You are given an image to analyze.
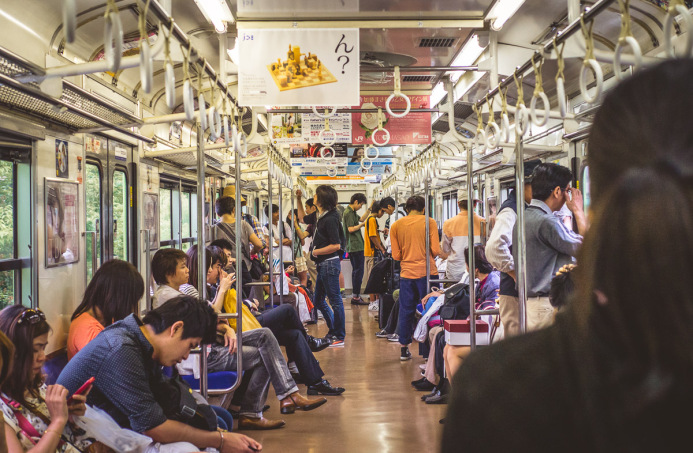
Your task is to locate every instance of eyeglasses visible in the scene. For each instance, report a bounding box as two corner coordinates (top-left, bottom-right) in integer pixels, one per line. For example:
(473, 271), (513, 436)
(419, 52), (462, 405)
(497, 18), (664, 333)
(17, 308), (46, 326)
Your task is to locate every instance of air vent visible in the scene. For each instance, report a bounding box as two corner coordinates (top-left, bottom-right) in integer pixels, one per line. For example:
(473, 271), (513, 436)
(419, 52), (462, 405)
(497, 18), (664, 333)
(418, 37), (457, 48)
(402, 75), (435, 83)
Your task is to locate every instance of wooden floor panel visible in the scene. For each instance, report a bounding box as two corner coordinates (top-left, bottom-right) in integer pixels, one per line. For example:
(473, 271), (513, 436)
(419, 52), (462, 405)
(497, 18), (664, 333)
(244, 304), (446, 452)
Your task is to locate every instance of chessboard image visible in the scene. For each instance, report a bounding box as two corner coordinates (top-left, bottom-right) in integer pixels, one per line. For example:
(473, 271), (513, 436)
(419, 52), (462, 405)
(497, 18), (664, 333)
(267, 45), (338, 91)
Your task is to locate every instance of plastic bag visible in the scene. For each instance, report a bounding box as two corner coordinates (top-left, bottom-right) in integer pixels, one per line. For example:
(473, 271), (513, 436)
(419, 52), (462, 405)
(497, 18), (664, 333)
(73, 406), (152, 453)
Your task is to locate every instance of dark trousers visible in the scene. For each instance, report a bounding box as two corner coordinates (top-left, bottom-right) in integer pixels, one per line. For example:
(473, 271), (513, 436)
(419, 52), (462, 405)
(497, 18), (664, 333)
(256, 305), (324, 385)
(314, 258), (346, 340)
(348, 250), (365, 297)
(385, 299), (400, 334)
(398, 275), (436, 346)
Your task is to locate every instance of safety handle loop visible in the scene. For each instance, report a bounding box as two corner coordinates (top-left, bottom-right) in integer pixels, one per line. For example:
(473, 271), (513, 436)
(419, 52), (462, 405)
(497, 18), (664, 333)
(472, 104), (488, 153)
(327, 166), (338, 177)
(528, 55), (549, 127)
(579, 17), (604, 105)
(318, 129), (337, 146)
(361, 159), (373, 170)
(320, 146), (335, 158)
(104, 3), (123, 73)
(663, 0), (693, 58)
(181, 46), (195, 122)
(386, 67), (411, 118)
(312, 106), (338, 118)
(372, 108), (391, 146)
(238, 129), (248, 158)
(138, 0), (152, 93)
(197, 62), (208, 130)
(613, 0), (643, 80)
(208, 76), (222, 140)
(364, 145), (380, 160)
(63, 0), (77, 44)
(554, 39), (568, 119)
(498, 85), (511, 142)
(163, 24), (176, 109)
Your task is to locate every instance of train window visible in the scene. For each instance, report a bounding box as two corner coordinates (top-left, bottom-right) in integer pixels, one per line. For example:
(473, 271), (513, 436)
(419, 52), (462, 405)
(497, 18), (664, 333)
(159, 187), (172, 245)
(581, 165), (591, 221)
(182, 191), (191, 240)
(85, 163), (102, 283)
(112, 170), (128, 261)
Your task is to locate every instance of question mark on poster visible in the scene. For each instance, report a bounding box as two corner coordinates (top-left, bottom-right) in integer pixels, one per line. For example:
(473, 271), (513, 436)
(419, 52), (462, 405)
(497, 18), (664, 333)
(338, 55), (349, 74)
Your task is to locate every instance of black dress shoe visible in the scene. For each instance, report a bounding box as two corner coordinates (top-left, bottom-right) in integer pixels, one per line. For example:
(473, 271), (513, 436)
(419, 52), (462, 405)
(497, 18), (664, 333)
(412, 377), (435, 392)
(307, 335), (331, 352)
(307, 379), (346, 396)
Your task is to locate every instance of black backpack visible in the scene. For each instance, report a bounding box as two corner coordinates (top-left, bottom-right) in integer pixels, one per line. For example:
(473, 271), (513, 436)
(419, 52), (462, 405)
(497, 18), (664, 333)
(152, 370), (217, 431)
(438, 282), (471, 321)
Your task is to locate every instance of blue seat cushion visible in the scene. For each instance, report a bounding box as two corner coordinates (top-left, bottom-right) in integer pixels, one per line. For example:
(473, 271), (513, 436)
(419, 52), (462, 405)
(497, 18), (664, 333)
(181, 371), (239, 391)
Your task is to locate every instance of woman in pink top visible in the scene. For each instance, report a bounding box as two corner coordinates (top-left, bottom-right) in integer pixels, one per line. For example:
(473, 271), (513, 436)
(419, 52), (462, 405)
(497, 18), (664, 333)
(67, 260), (144, 359)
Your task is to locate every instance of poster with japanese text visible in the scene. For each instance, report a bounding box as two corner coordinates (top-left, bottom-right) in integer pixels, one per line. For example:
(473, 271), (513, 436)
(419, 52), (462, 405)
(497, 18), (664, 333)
(270, 112), (303, 144)
(238, 28), (359, 106)
(301, 111), (352, 143)
(351, 95), (432, 145)
(45, 179), (79, 268)
(289, 143), (347, 159)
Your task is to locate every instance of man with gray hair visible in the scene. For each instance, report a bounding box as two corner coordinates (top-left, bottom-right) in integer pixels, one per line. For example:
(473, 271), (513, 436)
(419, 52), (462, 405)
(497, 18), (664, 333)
(439, 189), (484, 282)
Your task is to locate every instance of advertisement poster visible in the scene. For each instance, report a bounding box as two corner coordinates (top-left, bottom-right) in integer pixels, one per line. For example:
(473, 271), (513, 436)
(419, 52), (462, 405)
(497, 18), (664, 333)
(307, 175), (381, 184)
(351, 95), (432, 145)
(238, 28), (359, 106)
(297, 161), (393, 181)
(347, 146), (394, 163)
(289, 143), (347, 159)
(85, 135), (105, 154)
(291, 157), (348, 167)
(45, 179), (79, 268)
(143, 192), (159, 250)
(301, 111), (352, 143)
(270, 112), (302, 144)
(55, 140), (68, 178)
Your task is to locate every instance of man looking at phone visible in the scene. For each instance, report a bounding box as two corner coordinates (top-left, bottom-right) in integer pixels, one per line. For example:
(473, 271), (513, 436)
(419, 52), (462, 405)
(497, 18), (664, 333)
(58, 296), (263, 453)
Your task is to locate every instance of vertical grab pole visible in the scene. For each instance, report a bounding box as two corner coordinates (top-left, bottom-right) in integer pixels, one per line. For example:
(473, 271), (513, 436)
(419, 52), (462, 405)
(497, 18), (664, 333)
(178, 180), (183, 249)
(515, 136), (528, 334)
(234, 140), (244, 383)
(196, 125), (208, 400)
(268, 164), (274, 308)
(278, 180), (284, 302)
(143, 230), (152, 312)
(467, 145), (477, 351)
(291, 186), (296, 280)
(425, 174), (431, 292)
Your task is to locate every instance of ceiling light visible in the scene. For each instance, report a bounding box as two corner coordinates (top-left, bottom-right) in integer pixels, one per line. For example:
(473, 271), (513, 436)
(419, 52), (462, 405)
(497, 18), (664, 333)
(194, 0), (234, 33)
(450, 34), (486, 83)
(431, 82), (447, 107)
(486, 0), (526, 31)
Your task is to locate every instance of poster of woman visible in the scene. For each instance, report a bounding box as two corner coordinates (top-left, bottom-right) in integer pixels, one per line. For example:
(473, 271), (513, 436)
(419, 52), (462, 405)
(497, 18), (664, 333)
(143, 192), (159, 250)
(45, 179), (79, 267)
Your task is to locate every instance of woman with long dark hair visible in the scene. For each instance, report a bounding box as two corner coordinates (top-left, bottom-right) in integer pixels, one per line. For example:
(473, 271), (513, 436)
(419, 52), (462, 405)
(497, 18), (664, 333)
(442, 60), (693, 452)
(68, 259), (144, 359)
(0, 306), (89, 453)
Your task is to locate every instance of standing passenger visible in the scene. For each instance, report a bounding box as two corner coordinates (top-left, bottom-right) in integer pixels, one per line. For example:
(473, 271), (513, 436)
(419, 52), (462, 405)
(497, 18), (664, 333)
(390, 196), (440, 361)
(296, 189), (318, 288)
(363, 200), (387, 311)
(310, 185), (347, 347)
(342, 193), (369, 305)
(514, 162), (587, 330)
(485, 159), (541, 337)
(439, 189), (484, 282)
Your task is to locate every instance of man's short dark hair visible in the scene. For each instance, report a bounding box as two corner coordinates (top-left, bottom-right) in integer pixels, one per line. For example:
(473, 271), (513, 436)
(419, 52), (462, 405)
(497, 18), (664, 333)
(210, 238), (233, 252)
(371, 200), (382, 213)
(350, 193), (367, 205)
(531, 163), (573, 201)
(305, 198), (315, 208)
(264, 203), (279, 217)
(151, 249), (187, 285)
(215, 196), (236, 216)
(315, 185), (338, 211)
(405, 196), (425, 213)
(143, 296), (218, 344)
(464, 245), (494, 274)
(380, 197), (396, 209)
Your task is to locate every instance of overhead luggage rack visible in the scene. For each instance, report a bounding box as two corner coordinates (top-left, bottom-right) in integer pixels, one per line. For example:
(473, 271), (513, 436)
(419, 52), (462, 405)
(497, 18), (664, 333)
(0, 47), (148, 142)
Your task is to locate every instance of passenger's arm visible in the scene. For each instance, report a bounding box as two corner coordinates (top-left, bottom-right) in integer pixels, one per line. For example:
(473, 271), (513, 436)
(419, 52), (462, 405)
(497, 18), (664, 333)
(145, 420), (262, 453)
(296, 190), (306, 223)
(347, 221), (365, 233)
(485, 209), (516, 278)
(312, 243), (340, 256)
(5, 386), (70, 453)
(565, 187), (589, 235)
(211, 271), (235, 313)
(439, 233), (451, 259)
(541, 218), (583, 258)
(359, 207), (370, 222)
(430, 219), (441, 258)
(390, 225), (402, 261)
(249, 232), (264, 250)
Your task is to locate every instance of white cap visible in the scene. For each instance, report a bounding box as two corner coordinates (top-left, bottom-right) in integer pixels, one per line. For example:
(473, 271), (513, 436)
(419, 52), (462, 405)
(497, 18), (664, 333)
(457, 188), (480, 201)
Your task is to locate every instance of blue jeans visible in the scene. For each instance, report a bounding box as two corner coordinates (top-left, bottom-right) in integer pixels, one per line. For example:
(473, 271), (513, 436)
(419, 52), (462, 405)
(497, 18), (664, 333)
(313, 258), (346, 340)
(397, 275), (436, 346)
(348, 250), (365, 297)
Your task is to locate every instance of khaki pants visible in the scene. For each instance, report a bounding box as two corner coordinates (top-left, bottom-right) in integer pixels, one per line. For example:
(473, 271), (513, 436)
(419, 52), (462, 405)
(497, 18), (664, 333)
(498, 295), (521, 338)
(527, 296), (556, 331)
(424, 325), (444, 384)
(362, 255), (375, 294)
(304, 251), (317, 288)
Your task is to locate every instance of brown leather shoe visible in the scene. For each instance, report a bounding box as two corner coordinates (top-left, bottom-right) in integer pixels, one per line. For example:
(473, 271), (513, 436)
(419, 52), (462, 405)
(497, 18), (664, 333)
(238, 416), (286, 430)
(280, 392), (327, 414)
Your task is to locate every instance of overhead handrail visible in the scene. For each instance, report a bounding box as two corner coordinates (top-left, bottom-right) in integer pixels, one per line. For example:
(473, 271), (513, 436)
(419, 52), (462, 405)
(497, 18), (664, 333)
(371, 108), (391, 146)
(513, 71), (529, 136)
(63, 0), (77, 44)
(529, 55), (550, 127)
(386, 66), (411, 118)
(613, 0), (642, 81)
(484, 94), (501, 150)
(578, 17), (604, 104)
(138, 0), (153, 94)
(663, 0), (693, 58)
(311, 106), (338, 118)
(554, 38), (569, 118)
(104, 0), (124, 73)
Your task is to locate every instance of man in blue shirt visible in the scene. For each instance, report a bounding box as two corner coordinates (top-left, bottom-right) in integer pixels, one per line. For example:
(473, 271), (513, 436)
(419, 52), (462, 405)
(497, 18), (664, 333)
(513, 163), (587, 331)
(58, 296), (262, 453)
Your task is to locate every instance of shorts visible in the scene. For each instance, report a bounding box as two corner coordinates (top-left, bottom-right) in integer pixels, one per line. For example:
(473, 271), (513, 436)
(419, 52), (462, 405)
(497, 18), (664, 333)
(295, 255), (308, 273)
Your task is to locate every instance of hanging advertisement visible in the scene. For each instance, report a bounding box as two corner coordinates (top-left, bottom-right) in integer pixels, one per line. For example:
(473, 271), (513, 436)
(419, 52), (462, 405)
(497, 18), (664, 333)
(301, 111), (352, 143)
(297, 161), (393, 180)
(351, 95), (432, 145)
(270, 112), (302, 144)
(306, 175), (381, 183)
(143, 192), (159, 250)
(347, 146), (395, 163)
(289, 143), (347, 159)
(45, 179), (79, 268)
(291, 158), (349, 167)
(238, 28), (359, 106)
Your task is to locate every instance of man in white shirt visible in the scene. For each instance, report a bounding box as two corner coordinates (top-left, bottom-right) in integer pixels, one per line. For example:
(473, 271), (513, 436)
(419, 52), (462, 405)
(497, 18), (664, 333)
(439, 190), (484, 282)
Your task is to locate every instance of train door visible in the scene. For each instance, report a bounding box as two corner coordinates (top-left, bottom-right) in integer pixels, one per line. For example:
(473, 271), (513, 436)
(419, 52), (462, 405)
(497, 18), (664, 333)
(84, 135), (134, 282)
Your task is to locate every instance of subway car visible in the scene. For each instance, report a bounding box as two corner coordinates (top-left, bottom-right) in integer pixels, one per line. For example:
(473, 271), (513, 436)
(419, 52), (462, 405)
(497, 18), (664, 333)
(0, 0), (691, 452)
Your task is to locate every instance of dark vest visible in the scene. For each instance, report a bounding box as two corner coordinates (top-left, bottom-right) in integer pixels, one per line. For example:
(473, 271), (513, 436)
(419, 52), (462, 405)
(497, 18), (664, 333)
(498, 191), (518, 297)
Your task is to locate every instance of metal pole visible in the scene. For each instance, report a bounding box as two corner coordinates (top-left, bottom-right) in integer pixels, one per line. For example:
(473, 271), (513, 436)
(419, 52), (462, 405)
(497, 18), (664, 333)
(268, 169), (274, 308)
(143, 230), (152, 312)
(425, 175), (431, 292)
(467, 144), (477, 351)
(178, 180), (183, 249)
(291, 189), (296, 282)
(234, 143), (244, 387)
(359, 65), (477, 73)
(196, 125), (208, 400)
(515, 135), (528, 334)
(278, 182), (284, 302)
(270, 108), (440, 114)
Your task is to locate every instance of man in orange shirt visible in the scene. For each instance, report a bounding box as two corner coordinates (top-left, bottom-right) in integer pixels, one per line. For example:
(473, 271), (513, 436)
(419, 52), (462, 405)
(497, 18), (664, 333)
(390, 196), (440, 361)
(440, 189), (485, 281)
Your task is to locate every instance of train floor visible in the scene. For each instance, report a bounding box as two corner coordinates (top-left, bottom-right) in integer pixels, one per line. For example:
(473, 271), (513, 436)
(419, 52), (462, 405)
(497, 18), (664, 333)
(242, 303), (447, 451)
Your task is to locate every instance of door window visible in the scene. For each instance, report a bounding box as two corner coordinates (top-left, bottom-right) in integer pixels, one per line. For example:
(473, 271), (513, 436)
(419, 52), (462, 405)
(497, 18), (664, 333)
(85, 163), (102, 282)
(113, 170), (128, 260)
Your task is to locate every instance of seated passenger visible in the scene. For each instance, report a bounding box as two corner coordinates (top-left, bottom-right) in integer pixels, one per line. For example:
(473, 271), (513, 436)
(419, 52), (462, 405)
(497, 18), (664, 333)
(0, 306), (91, 453)
(152, 247), (328, 429)
(57, 297), (262, 452)
(68, 259), (143, 359)
(0, 330), (12, 453)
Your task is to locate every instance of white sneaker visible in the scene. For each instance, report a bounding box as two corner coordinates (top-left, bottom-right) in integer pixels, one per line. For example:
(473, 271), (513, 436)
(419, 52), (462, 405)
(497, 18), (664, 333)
(368, 300), (379, 311)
